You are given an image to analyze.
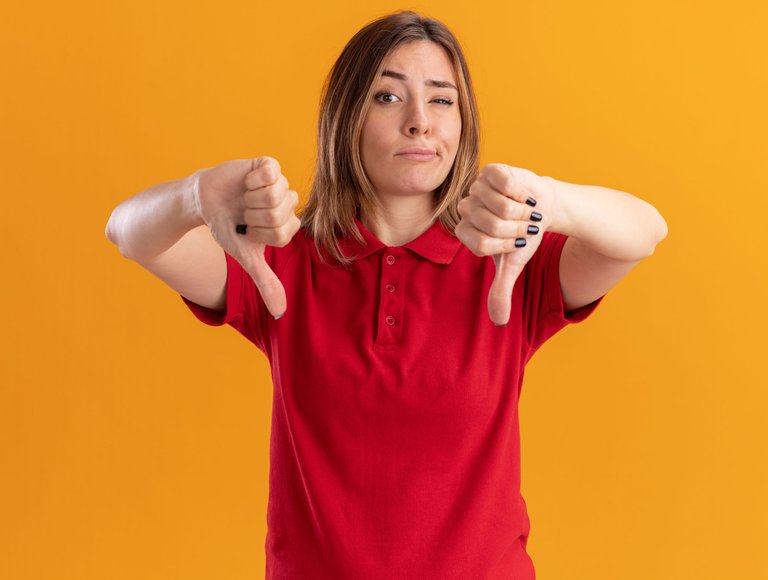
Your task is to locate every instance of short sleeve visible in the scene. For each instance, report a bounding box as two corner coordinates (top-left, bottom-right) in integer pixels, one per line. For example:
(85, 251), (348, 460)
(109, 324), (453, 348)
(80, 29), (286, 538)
(523, 231), (605, 354)
(180, 250), (268, 354)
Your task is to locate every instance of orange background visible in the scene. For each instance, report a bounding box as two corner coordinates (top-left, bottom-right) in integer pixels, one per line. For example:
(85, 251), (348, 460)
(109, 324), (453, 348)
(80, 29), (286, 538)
(2, 1), (766, 578)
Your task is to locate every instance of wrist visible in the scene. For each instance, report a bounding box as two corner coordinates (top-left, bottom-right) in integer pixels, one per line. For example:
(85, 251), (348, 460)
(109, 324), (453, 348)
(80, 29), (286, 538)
(183, 168), (208, 229)
(542, 175), (574, 236)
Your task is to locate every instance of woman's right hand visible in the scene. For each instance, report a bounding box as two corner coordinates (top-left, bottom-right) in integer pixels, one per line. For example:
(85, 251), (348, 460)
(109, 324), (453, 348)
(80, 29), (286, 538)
(195, 156), (300, 319)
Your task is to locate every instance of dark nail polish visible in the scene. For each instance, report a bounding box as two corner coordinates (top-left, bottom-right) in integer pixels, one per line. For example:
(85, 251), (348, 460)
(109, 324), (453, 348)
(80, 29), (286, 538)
(515, 238), (527, 247)
(235, 224), (247, 235)
(494, 323), (507, 327)
(530, 211), (542, 222)
(527, 225), (539, 235)
(526, 196), (537, 207)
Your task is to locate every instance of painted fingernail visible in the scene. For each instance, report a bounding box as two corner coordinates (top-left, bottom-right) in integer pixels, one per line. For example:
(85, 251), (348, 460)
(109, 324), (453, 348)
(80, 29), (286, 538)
(494, 322), (507, 327)
(530, 211), (542, 222)
(527, 225), (539, 235)
(526, 196), (537, 207)
(515, 238), (527, 247)
(274, 313), (284, 320)
(235, 224), (247, 235)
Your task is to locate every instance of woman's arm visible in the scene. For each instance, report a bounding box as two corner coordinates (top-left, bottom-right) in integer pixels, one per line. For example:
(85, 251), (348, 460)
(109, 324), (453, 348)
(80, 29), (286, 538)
(455, 164), (668, 324)
(546, 177), (668, 260)
(545, 176), (669, 311)
(105, 158), (301, 318)
(105, 169), (229, 312)
(106, 170), (206, 260)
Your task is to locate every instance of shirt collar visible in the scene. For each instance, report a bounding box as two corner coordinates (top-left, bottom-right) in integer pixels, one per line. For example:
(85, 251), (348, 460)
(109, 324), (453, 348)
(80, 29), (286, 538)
(337, 216), (462, 265)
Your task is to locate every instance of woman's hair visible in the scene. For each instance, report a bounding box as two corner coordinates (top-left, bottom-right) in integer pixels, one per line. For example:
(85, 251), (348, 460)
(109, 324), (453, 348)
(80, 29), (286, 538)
(297, 10), (481, 267)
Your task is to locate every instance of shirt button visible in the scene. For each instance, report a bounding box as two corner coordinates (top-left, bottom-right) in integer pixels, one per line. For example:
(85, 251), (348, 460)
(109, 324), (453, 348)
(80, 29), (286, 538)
(385, 284), (396, 293)
(385, 255), (396, 265)
(385, 315), (396, 326)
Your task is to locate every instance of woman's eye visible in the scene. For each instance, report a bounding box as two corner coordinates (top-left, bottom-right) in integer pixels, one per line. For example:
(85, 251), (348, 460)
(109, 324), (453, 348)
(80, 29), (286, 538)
(374, 92), (454, 106)
(375, 92), (399, 103)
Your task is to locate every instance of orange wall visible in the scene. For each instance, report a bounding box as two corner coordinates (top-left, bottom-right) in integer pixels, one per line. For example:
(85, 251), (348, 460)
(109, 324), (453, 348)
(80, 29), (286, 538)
(2, 1), (766, 578)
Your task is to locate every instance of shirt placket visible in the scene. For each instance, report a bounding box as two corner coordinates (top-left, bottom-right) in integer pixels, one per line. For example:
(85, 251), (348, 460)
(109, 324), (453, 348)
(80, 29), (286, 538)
(375, 247), (405, 347)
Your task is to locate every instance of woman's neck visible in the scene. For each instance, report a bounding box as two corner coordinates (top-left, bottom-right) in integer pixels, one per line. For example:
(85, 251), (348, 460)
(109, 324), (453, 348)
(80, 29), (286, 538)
(359, 193), (436, 247)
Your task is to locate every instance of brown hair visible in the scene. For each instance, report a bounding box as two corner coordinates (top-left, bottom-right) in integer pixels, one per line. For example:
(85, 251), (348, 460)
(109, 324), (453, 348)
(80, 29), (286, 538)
(297, 10), (481, 267)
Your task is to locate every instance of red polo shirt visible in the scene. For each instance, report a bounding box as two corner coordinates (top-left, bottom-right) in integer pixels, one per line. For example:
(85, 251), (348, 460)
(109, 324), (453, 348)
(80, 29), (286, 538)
(181, 216), (604, 579)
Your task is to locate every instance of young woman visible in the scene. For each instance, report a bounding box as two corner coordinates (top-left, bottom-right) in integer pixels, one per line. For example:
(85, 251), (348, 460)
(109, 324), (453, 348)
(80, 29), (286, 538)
(106, 10), (667, 579)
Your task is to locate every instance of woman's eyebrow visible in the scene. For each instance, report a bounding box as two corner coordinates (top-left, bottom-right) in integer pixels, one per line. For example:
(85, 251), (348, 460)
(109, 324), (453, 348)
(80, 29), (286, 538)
(381, 69), (458, 91)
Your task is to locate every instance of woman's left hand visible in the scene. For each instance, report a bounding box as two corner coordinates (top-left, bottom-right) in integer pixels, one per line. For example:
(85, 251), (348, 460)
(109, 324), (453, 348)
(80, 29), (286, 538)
(455, 163), (559, 326)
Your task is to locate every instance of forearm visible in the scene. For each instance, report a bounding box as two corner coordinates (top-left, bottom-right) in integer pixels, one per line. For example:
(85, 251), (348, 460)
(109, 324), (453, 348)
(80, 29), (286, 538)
(544, 176), (668, 261)
(105, 169), (206, 261)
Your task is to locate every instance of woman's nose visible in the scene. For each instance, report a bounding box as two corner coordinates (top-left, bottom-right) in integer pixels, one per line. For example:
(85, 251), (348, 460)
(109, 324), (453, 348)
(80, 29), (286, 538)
(404, 102), (429, 135)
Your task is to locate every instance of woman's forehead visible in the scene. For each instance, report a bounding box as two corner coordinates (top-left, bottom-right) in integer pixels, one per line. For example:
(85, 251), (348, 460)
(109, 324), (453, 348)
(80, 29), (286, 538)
(379, 41), (457, 84)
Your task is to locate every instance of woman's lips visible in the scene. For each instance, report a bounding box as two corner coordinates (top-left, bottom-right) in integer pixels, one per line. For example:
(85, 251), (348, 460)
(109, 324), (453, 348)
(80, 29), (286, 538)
(397, 152), (436, 161)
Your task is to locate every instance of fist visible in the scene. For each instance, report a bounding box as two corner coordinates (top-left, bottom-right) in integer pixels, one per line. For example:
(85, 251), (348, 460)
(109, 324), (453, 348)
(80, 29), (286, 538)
(455, 163), (557, 325)
(195, 156), (300, 319)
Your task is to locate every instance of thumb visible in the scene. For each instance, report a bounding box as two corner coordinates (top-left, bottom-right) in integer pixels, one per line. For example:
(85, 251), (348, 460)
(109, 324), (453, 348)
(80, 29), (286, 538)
(487, 253), (523, 326)
(242, 245), (287, 319)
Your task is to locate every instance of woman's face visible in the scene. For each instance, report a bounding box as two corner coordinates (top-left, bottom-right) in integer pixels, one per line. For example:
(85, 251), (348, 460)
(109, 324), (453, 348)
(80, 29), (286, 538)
(360, 41), (462, 202)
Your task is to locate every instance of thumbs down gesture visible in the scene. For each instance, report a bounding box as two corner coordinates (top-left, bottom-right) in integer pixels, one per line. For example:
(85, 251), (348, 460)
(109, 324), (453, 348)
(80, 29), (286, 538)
(455, 163), (558, 326)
